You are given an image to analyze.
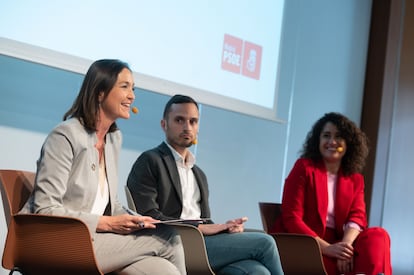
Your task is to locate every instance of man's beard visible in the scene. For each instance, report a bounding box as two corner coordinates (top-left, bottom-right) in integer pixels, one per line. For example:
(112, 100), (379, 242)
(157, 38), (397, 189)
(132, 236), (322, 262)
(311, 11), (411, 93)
(184, 140), (193, 148)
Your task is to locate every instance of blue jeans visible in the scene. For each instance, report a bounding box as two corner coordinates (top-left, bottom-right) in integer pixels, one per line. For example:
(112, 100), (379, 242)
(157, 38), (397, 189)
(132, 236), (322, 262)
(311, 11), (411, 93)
(204, 232), (284, 275)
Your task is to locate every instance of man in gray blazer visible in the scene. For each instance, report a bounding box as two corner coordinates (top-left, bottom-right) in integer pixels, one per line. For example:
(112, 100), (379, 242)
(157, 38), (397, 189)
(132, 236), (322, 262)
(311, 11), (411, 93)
(127, 94), (284, 274)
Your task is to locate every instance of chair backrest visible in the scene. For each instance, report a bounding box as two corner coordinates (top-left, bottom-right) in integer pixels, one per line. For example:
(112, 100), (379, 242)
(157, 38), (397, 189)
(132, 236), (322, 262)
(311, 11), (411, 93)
(1, 169), (104, 275)
(275, 233), (327, 275)
(258, 201), (281, 233)
(258, 202), (327, 275)
(169, 223), (215, 275)
(125, 185), (137, 212)
(4, 214), (103, 275)
(0, 169), (35, 227)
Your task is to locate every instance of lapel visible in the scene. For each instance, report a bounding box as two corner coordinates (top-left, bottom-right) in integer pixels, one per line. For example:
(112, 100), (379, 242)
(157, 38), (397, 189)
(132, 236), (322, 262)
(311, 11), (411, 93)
(192, 167), (206, 198)
(159, 143), (183, 202)
(313, 162), (328, 227)
(334, 172), (354, 229)
(104, 132), (118, 212)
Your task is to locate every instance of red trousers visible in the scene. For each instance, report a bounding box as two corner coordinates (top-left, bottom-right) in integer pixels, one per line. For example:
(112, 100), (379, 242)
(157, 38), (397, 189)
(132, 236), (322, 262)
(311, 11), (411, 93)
(322, 227), (392, 275)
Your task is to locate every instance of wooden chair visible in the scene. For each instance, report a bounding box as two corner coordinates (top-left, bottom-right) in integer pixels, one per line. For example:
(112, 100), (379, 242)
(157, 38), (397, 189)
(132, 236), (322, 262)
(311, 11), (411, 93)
(0, 169), (109, 275)
(124, 186), (215, 275)
(258, 202), (327, 275)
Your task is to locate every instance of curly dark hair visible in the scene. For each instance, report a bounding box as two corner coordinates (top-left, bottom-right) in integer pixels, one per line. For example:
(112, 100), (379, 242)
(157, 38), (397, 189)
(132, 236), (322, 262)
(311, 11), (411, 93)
(300, 112), (369, 175)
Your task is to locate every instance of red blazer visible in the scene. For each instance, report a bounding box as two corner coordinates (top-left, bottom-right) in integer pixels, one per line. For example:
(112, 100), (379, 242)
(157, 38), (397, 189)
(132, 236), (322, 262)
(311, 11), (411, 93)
(273, 158), (367, 238)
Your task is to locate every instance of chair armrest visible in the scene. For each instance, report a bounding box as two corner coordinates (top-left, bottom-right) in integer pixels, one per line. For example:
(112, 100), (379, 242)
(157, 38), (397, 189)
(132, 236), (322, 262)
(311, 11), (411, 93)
(3, 214), (103, 275)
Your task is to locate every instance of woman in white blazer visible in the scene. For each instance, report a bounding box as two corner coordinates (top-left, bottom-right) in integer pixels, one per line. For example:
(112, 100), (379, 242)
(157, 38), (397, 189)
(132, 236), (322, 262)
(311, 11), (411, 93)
(20, 59), (186, 275)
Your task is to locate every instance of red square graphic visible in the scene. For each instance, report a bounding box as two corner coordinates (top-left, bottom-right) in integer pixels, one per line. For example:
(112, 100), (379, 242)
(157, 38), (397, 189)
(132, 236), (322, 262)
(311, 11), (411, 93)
(221, 34), (243, 74)
(242, 41), (262, 80)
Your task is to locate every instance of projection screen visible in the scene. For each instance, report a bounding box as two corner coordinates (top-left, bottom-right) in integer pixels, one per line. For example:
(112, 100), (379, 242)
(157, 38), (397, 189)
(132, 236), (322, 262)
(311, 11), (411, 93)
(0, 0), (285, 121)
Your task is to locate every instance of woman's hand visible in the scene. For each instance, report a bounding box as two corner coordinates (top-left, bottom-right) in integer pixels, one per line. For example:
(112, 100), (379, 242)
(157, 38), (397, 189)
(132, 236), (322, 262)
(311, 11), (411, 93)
(322, 241), (354, 260)
(97, 214), (159, 234)
(337, 257), (354, 274)
(317, 233), (356, 273)
(198, 217), (248, 235)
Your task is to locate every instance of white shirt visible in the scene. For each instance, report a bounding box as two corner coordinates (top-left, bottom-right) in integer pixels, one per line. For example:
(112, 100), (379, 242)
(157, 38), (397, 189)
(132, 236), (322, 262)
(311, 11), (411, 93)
(326, 171), (362, 231)
(166, 143), (202, 219)
(90, 155), (109, 215)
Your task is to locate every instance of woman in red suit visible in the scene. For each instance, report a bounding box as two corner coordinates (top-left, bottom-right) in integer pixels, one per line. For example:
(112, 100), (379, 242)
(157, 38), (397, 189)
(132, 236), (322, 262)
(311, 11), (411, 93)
(276, 112), (392, 275)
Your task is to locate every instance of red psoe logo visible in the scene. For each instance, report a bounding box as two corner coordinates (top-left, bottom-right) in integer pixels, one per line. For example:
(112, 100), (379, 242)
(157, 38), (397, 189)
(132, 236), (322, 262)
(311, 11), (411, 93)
(242, 41), (262, 80)
(221, 34), (262, 80)
(221, 34), (243, 74)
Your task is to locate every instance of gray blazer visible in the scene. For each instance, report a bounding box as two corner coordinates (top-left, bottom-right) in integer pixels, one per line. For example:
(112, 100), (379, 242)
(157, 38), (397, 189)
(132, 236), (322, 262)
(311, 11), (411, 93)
(20, 118), (126, 234)
(127, 142), (212, 222)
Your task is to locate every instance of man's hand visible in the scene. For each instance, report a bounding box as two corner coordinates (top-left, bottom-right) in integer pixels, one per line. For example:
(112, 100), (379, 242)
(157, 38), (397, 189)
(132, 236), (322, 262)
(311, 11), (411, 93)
(198, 217), (248, 235)
(226, 217), (248, 233)
(198, 223), (229, 235)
